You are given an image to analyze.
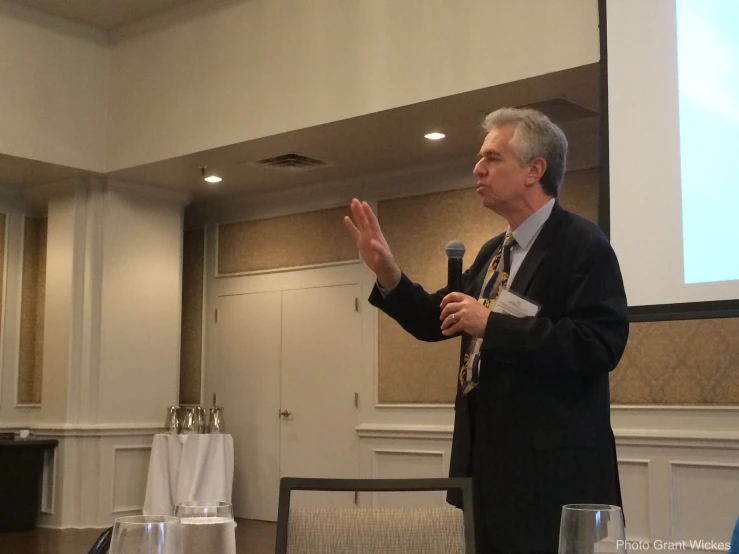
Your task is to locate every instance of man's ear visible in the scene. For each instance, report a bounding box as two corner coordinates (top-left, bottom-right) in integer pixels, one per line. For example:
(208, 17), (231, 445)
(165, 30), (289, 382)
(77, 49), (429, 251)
(525, 158), (547, 187)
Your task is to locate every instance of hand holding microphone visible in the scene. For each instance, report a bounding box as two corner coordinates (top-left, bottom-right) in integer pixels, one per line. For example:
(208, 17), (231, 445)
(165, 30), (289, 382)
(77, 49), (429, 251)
(441, 239), (490, 338)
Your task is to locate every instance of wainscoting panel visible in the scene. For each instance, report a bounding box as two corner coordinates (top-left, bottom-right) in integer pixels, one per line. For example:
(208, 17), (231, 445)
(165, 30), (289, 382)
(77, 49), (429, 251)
(371, 448), (446, 508)
(358, 422), (739, 550)
(358, 425), (453, 509)
(617, 458), (651, 542)
(41, 447), (57, 515)
(112, 446), (152, 514)
(670, 461), (739, 545)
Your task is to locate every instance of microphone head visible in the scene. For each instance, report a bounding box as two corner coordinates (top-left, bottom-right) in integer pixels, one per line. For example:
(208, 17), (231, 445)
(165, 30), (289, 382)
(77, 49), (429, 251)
(445, 240), (466, 259)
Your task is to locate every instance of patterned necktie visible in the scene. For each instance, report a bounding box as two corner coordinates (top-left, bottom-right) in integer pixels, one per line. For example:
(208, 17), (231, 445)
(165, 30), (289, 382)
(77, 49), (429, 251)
(458, 232), (517, 395)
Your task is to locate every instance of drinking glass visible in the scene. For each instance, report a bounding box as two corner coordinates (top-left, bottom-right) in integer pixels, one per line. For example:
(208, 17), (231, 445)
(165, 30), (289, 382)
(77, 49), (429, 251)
(558, 504), (626, 554)
(110, 515), (181, 554)
(175, 501), (236, 554)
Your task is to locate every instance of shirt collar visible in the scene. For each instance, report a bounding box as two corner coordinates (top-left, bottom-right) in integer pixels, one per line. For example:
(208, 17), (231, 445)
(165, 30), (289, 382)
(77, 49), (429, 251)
(509, 198), (556, 250)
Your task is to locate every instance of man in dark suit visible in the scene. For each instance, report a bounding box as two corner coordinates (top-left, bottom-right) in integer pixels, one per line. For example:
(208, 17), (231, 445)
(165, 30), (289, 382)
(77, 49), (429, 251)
(344, 108), (629, 554)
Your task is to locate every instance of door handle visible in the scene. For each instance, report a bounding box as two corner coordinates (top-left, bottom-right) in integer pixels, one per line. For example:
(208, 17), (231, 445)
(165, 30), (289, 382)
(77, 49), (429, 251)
(278, 409), (292, 418)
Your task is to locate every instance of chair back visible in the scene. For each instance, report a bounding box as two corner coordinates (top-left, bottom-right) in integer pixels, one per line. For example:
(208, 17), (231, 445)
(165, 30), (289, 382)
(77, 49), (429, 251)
(274, 477), (475, 554)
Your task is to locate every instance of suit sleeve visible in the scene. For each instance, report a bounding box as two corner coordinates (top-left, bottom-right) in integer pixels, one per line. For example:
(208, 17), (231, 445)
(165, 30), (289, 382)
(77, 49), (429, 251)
(367, 241), (496, 343)
(481, 237), (629, 374)
(368, 273), (451, 342)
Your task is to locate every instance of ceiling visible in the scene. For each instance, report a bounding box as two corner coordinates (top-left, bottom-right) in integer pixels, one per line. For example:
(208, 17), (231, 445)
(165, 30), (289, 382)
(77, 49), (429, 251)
(0, 63), (601, 209)
(109, 64), (601, 203)
(0, 153), (98, 188)
(3, 0), (228, 31)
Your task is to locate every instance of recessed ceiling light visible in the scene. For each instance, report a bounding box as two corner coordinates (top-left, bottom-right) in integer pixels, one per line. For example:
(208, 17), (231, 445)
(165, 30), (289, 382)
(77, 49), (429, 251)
(200, 165), (222, 183)
(424, 132), (446, 140)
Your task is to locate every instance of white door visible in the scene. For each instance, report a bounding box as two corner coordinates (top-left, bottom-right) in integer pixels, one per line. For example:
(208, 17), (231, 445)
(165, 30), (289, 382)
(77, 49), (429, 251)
(279, 284), (362, 508)
(215, 292), (282, 521)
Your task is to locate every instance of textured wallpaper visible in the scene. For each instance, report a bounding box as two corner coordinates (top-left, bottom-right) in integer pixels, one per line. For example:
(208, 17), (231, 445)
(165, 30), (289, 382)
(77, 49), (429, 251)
(218, 207), (357, 274)
(180, 228), (205, 405)
(18, 217), (47, 405)
(610, 318), (739, 404)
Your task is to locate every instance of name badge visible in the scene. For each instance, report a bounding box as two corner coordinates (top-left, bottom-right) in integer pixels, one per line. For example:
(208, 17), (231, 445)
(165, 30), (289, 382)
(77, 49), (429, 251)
(492, 289), (541, 318)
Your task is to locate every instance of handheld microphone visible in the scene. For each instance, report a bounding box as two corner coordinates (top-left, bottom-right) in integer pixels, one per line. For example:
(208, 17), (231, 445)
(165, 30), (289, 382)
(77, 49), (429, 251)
(445, 240), (466, 292)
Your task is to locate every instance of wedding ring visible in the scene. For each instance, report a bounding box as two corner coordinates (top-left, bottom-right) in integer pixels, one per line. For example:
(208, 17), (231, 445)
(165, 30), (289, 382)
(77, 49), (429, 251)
(452, 313), (456, 323)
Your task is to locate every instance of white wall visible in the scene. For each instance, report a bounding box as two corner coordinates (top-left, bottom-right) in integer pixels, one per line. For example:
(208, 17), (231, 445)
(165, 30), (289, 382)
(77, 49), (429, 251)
(107, 0), (599, 171)
(24, 181), (185, 428)
(0, 0), (600, 173)
(97, 184), (185, 424)
(37, 189), (79, 424)
(0, 180), (187, 528)
(0, 6), (108, 172)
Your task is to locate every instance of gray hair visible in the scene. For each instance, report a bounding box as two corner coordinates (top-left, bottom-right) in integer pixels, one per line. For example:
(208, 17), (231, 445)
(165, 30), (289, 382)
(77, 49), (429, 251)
(482, 107), (568, 197)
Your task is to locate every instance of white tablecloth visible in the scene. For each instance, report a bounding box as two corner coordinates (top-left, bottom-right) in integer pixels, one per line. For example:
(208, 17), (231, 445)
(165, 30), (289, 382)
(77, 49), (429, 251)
(143, 433), (234, 516)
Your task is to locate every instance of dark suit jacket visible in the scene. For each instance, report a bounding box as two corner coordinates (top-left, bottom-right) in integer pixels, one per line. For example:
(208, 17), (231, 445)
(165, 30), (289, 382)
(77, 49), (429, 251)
(369, 202), (629, 554)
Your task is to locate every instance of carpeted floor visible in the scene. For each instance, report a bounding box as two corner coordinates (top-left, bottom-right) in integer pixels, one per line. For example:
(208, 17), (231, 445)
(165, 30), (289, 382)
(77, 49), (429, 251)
(0, 518), (276, 554)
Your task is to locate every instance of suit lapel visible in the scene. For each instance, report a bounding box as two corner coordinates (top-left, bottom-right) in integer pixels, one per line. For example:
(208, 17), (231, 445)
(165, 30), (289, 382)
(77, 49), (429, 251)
(510, 202), (567, 296)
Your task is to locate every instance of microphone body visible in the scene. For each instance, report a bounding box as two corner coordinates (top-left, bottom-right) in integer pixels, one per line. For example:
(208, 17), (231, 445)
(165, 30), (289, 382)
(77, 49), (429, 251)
(445, 240), (466, 292)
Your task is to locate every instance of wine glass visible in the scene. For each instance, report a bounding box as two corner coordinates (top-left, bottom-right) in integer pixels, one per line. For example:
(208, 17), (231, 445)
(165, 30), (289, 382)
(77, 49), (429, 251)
(558, 504), (626, 554)
(175, 501), (236, 554)
(110, 515), (181, 554)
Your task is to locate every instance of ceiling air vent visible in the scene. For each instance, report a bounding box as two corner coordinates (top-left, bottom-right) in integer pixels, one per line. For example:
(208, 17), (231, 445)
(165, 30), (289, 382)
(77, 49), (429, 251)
(250, 153), (330, 171)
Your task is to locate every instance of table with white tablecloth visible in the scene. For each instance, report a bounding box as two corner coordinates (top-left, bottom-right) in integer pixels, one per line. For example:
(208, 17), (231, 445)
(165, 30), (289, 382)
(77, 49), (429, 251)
(143, 433), (234, 516)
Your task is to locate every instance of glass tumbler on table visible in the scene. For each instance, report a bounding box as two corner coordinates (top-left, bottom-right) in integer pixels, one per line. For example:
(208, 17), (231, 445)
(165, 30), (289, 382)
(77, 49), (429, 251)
(110, 515), (181, 554)
(175, 501), (237, 554)
(558, 504), (626, 554)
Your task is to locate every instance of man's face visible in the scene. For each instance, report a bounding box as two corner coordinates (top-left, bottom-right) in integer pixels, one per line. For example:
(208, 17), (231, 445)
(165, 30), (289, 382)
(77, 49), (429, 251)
(473, 124), (531, 212)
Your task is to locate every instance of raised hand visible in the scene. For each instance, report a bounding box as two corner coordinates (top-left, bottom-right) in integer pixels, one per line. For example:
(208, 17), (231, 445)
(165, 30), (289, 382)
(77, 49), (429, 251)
(344, 198), (402, 289)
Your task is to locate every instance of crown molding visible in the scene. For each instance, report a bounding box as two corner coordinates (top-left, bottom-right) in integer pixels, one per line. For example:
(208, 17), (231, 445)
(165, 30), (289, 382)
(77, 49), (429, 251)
(0, 0), (243, 46)
(109, 0), (239, 44)
(0, 0), (108, 45)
